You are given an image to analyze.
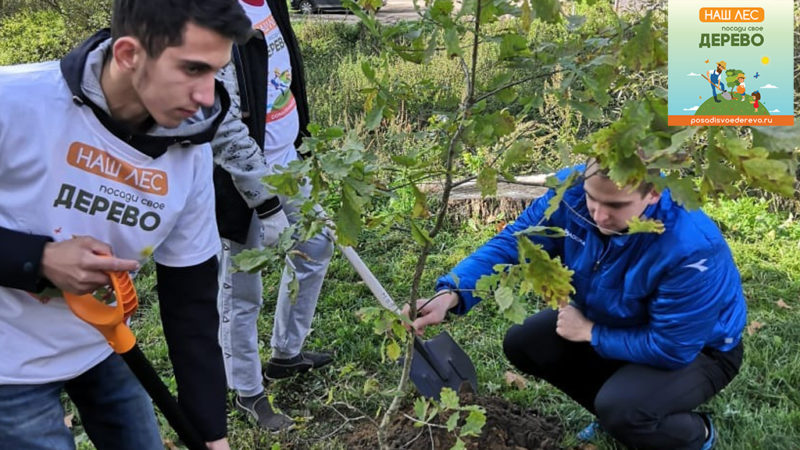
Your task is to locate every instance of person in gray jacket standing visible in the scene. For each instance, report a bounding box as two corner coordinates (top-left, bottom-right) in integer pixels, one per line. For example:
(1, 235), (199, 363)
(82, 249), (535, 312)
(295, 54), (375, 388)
(211, 0), (334, 432)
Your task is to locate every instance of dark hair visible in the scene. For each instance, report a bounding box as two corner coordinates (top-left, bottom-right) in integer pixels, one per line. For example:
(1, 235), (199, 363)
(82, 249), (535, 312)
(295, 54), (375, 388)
(111, 0), (252, 58)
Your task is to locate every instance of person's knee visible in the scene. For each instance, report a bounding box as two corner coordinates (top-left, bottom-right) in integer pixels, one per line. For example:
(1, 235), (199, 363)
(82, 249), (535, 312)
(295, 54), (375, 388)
(595, 391), (655, 445)
(502, 324), (546, 376)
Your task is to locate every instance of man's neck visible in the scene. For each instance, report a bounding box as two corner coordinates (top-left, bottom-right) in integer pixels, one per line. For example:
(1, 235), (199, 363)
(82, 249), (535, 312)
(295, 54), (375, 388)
(99, 59), (151, 132)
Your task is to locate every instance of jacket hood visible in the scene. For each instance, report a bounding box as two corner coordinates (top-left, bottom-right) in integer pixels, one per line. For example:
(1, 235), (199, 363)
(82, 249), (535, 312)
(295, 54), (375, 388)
(60, 29), (230, 159)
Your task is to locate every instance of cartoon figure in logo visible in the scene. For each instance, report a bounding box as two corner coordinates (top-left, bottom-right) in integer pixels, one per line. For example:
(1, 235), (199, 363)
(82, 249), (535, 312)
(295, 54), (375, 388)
(704, 60), (727, 102)
(270, 68), (291, 90)
(750, 90), (761, 111)
(735, 73), (746, 101)
(268, 69), (293, 112)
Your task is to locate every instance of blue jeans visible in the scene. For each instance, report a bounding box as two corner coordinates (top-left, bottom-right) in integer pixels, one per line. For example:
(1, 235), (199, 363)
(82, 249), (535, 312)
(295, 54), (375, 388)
(0, 353), (162, 450)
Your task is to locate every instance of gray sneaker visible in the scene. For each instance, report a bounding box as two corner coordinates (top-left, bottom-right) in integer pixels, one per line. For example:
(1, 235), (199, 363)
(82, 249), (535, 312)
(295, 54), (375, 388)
(235, 394), (294, 432)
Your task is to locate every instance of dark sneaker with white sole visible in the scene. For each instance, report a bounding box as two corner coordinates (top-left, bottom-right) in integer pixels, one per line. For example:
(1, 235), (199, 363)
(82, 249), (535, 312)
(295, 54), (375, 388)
(263, 351), (333, 380)
(235, 393), (294, 432)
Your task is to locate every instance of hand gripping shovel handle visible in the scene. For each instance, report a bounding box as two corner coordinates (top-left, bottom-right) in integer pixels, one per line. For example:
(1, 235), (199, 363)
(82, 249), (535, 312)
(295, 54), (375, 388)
(63, 271), (207, 450)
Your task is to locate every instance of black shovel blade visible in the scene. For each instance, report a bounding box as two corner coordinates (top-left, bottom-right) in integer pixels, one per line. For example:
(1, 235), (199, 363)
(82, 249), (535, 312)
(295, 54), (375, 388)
(409, 331), (478, 400)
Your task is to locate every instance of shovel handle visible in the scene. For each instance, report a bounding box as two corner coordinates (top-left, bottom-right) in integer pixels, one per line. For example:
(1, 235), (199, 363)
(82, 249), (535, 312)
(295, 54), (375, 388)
(63, 270), (138, 353)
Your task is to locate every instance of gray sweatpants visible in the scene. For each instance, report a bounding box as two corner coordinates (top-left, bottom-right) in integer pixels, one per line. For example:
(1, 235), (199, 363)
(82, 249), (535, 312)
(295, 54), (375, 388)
(217, 195), (333, 397)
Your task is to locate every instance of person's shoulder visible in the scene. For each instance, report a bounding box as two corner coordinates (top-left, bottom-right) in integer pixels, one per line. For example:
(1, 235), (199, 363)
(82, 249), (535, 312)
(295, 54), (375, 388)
(0, 61), (65, 101)
(655, 194), (727, 255)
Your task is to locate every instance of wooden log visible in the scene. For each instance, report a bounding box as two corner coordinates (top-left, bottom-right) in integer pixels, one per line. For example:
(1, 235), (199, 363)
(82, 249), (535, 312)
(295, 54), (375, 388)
(420, 174), (551, 223)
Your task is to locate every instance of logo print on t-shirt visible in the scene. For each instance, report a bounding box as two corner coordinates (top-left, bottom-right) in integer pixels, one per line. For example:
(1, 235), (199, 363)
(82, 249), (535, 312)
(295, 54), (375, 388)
(66, 143), (169, 195)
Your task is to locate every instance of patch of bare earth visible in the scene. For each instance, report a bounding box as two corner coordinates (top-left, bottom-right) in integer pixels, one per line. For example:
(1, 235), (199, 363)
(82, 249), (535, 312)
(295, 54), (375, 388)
(344, 392), (563, 449)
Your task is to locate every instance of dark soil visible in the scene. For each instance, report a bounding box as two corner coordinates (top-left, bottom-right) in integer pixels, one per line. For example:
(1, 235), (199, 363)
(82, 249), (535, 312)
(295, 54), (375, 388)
(344, 392), (563, 449)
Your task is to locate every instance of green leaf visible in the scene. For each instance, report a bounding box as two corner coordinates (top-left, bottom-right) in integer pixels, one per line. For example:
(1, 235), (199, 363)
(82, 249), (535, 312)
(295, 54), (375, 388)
(477, 167), (498, 197)
(621, 13), (663, 71)
(365, 103), (385, 130)
(386, 339), (402, 361)
(502, 299), (527, 324)
(410, 220), (433, 246)
(430, 0), (454, 21)
(414, 397), (429, 422)
(653, 174), (701, 210)
(569, 100), (603, 121)
(530, 0), (561, 23)
(626, 217), (665, 235)
(411, 184), (429, 218)
(475, 273), (500, 300)
(751, 123), (800, 153)
(501, 140), (531, 170)
(288, 271), (300, 302)
(498, 33), (531, 60)
(517, 238), (575, 307)
(391, 154), (418, 167)
(496, 87), (517, 104)
(494, 286), (515, 311)
(361, 61), (376, 83)
(544, 171), (579, 219)
(450, 438), (466, 450)
(362, 377), (380, 395)
(513, 226), (566, 238)
(335, 184), (364, 246)
(446, 411), (460, 432)
(741, 157), (796, 197)
(444, 27), (462, 58)
(459, 408), (486, 437)
(439, 388), (459, 409)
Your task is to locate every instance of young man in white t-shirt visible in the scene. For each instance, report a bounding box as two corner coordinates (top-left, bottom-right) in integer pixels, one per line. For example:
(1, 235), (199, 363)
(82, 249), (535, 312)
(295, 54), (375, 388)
(211, 0), (334, 432)
(0, 1), (251, 449)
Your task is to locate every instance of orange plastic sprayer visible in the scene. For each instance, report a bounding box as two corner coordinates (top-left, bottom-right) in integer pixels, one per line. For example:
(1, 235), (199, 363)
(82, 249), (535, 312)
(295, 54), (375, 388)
(63, 271), (138, 353)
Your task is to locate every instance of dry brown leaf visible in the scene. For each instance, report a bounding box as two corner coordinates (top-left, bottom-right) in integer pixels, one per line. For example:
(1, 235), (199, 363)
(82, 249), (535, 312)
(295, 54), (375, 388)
(504, 370), (528, 390)
(163, 439), (179, 450)
(63, 413), (74, 429)
(747, 320), (764, 336)
(776, 299), (792, 310)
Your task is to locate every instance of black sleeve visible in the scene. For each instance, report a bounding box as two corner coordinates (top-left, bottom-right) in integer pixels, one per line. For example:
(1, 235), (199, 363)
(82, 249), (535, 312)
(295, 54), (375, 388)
(156, 257), (227, 442)
(0, 226), (53, 292)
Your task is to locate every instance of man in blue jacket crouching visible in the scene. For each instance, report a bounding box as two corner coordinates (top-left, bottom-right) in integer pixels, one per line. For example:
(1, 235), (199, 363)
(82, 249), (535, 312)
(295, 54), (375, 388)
(405, 160), (746, 450)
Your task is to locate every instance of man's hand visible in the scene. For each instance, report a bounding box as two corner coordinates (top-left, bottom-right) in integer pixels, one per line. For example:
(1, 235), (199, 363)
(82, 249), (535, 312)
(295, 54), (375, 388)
(556, 304), (594, 343)
(40, 236), (140, 295)
(206, 438), (230, 450)
(402, 291), (459, 336)
(259, 210), (290, 247)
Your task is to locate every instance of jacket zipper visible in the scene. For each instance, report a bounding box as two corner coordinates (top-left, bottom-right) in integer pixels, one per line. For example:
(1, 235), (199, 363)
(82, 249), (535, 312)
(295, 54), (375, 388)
(593, 240), (612, 272)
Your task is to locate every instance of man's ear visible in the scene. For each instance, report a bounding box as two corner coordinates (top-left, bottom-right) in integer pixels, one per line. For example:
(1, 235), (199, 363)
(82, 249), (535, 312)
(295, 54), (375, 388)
(111, 37), (143, 71)
(646, 189), (661, 205)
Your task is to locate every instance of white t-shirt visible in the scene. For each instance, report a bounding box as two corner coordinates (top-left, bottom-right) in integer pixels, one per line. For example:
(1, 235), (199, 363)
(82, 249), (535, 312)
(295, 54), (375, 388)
(0, 61), (221, 384)
(239, 0), (301, 170)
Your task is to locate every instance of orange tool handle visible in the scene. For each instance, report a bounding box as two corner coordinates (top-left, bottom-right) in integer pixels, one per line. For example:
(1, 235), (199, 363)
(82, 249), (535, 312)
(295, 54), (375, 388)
(63, 271), (139, 353)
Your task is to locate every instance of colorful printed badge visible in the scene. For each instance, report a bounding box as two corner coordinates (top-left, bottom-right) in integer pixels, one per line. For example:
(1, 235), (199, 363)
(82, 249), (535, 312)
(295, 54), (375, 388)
(668, 0), (794, 126)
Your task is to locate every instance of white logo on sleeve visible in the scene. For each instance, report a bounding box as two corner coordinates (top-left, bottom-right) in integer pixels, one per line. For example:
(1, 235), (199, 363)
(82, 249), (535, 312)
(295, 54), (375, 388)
(683, 258), (709, 272)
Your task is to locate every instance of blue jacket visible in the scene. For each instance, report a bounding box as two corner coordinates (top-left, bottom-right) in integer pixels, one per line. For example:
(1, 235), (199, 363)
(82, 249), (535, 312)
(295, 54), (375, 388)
(437, 167), (747, 369)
